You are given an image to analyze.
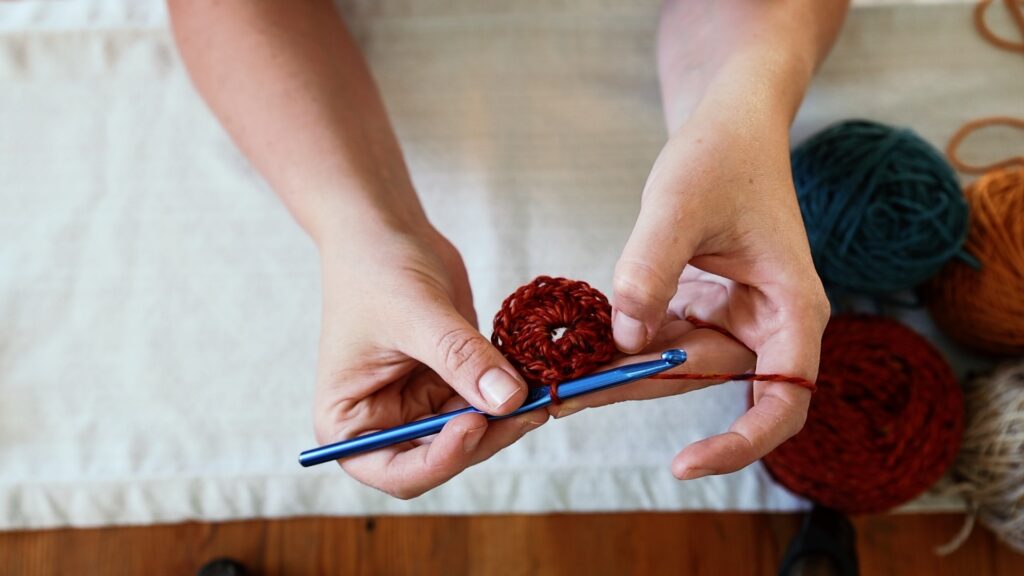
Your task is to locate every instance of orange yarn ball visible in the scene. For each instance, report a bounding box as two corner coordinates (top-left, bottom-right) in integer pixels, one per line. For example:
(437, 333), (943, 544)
(926, 168), (1024, 355)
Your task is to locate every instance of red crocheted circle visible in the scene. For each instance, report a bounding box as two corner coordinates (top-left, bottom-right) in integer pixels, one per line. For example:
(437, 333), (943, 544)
(491, 276), (616, 387)
(761, 314), (964, 514)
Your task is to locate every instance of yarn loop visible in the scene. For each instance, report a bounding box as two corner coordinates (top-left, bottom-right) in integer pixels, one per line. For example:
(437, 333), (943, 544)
(974, 0), (1024, 53)
(946, 116), (1024, 174)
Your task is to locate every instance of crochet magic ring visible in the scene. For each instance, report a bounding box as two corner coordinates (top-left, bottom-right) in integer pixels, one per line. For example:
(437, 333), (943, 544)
(761, 314), (964, 514)
(491, 276), (616, 392)
(491, 276), (817, 402)
(791, 120), (970, 296)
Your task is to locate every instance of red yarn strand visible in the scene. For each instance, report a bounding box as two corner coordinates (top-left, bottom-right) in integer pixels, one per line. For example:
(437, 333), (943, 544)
(650, 316), (817, 392)
(649, 371), (816, 391)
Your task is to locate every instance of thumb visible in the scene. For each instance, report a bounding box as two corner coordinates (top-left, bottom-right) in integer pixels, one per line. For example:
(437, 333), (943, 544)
(399, 305), (528, 416)
(613, 186), (704, 353)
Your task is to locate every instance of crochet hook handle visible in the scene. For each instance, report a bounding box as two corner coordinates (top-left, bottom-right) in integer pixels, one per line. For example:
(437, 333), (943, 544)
(298, 349), (687, 467)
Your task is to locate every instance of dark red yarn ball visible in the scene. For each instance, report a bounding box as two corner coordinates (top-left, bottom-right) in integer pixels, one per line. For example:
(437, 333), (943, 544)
(491, 276), (616, 388)
(761, 314), (964, 514)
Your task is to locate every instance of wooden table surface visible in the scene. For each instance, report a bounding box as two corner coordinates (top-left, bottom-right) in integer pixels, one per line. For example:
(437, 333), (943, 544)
(1, 512), (1021, 575)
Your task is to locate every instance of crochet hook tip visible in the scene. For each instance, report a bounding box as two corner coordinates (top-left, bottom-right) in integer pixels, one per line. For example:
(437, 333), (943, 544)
(661, 349), (687, 365)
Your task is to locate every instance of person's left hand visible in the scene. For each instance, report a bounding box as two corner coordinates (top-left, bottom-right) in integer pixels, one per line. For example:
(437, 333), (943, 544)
(551, 105), (830, 481)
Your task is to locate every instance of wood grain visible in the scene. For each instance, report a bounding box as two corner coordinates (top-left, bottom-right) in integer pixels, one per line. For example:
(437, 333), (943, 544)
(0, 513), (1021, 575)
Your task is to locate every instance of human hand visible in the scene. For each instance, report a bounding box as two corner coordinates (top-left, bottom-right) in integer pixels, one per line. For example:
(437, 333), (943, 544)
(313, 223), (548, 498)
(562, 106), (829, 481)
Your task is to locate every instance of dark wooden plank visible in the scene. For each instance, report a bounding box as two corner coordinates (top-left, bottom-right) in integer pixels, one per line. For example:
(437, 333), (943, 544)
(0, 513), (1021, 575)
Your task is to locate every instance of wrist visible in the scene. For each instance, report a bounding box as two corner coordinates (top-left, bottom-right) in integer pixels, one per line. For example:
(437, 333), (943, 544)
(283, 172), (432, 251)
(672, 84), (796, 173)
(671, 48), (812, 139)
(660, 12), (818, 134)
(722, 46), (814, 119)
(314, 198), (432, 253)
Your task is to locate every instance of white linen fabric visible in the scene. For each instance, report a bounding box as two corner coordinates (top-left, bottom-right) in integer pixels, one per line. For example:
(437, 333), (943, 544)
(0, 0), (1018, 529)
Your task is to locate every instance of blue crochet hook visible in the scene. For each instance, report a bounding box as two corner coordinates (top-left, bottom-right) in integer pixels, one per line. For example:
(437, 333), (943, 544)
(298, 348), (687, 467)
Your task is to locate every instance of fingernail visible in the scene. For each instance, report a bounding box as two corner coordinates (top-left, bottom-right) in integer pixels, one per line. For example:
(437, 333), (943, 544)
(613, 312), (647, 353)
(521, 416), (546, 428)
(463, 426), (485, 453)
(554, 404), (584, 419)
(480, 368), (521, 410)
(680, 467), (714, 480)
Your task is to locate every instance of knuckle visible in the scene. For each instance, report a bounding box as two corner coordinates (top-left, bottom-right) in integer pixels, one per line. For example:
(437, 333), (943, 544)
(784, 274), (831, 331)
(312, 395), (363, 446)
(436, 327), (487, 377)
(780, 399), (810, 439)
(814, 294), (831, 320)
(312, 414), (349, 447)
(612, 261), (674, 310)
(388, 484), (424, 501)
(807, 283), (831, 323)
(760, 390), (810, 441)
(385, 477), (432, 500)
(317, 362), (363, 389)
(313, 422), (334, 446)
(338, 463), (422, 500)
(786, 409), (809, 439)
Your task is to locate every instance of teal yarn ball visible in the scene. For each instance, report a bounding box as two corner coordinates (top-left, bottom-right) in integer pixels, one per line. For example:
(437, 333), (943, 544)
(792, 120), (970, 296)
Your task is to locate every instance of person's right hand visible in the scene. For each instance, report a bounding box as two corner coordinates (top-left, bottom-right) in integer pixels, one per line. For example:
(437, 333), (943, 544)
(313, 222), (549, 499)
